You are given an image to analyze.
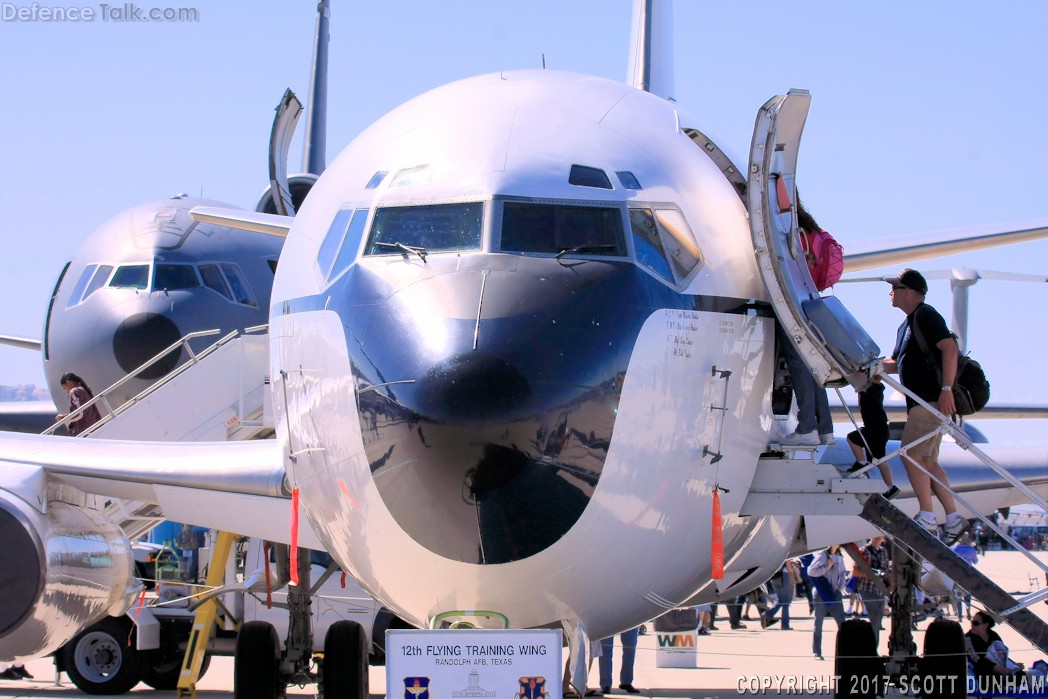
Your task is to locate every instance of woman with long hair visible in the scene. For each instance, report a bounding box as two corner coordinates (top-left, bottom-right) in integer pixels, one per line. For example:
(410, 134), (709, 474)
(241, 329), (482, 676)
(55, 372), (102, 436)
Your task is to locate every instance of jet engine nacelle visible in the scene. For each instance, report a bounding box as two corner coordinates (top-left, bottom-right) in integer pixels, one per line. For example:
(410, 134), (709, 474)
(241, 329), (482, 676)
(254, 173), (320, 215)
(0, 488), (139, 662)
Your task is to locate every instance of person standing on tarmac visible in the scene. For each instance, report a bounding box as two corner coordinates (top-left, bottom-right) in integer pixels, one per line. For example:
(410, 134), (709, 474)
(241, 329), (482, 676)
(807, 544), (847, 660)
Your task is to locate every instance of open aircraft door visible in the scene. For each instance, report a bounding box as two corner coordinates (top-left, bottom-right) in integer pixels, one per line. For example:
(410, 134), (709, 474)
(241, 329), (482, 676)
(748, 89), (880, 390)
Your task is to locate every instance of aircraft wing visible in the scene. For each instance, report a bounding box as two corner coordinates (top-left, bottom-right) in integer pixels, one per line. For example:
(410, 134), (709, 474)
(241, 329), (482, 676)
(190, 206), (294, 237)
(0, 334), (41, 351)
(0, 400), (58, 433)
(0, 431), (320, 548)
(843, 218), (1048, 273)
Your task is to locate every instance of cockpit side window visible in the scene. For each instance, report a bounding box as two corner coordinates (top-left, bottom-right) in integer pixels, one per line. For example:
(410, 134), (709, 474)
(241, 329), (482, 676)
(66, 264), (98, 308)
(199, 263), (232, 300)
(220, 263), (256, 306)
(364, 203), (482, 258)
(501, 202), (626, 257)
(655, 209), (702, 282)
(629, 209), (674, 283)
(109, 264), (149, 289)
(154, 263), (201, 291)
(329, 209), (371, 280)
(316, 209), (353, 278)
(82, 264), (114, 300)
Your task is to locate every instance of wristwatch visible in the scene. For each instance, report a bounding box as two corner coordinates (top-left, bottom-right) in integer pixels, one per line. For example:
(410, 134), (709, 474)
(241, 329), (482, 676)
(941, 384), (953, 391)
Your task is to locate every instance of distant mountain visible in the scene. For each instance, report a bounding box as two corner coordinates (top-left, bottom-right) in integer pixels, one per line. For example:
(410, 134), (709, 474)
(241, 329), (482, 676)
(0, 384), (51, 402)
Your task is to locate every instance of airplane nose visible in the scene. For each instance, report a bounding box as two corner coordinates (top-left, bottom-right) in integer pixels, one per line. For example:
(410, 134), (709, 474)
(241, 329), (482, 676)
(347, 259), (643, 565)
(113, 313), (182, 379)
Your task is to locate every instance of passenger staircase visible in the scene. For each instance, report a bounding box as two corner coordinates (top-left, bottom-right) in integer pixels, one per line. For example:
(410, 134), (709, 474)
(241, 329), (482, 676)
(47, 326), (272, 442)
(861, 494), (1048, 653)
(43, 326), (273, 542)
(746, 87), (1048, 659)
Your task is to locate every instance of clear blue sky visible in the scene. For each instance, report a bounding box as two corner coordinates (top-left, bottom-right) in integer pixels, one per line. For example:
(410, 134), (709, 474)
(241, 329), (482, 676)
(1, 1), (1046, 441)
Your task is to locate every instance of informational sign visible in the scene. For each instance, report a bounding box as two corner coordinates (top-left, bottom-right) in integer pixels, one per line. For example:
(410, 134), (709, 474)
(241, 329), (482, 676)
(654, 630), (698, 668)
(386, 629), (562, 699)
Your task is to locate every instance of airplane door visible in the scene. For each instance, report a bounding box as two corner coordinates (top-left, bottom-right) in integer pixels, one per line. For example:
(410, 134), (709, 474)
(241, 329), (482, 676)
(747, 89), (879, 389)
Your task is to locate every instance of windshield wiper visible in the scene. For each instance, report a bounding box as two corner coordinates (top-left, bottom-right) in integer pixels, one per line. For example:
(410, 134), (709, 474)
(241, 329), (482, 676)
(376, 241), (428, 262)
(555, 244), (616, 260)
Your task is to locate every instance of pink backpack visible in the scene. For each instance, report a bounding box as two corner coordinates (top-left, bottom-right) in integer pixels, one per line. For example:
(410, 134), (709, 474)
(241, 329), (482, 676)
(801, 228), (844, 291)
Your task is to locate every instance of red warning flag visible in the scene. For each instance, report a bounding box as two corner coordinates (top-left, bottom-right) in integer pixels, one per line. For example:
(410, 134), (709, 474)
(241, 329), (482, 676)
(290, 487), (300, 586)
(711, 489), (724, 579)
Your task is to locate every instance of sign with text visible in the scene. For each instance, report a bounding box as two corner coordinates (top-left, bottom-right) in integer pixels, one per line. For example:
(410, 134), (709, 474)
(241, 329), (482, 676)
(386, 629), (562, 699)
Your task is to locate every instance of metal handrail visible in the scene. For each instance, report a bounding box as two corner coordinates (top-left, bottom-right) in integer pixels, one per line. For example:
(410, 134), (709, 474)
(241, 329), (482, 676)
(858, 370), (1048, 613)
(44, 328), (232, 436)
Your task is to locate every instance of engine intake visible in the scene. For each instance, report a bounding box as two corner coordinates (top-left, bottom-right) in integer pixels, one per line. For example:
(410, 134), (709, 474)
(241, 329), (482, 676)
(0, 491), (138, 662)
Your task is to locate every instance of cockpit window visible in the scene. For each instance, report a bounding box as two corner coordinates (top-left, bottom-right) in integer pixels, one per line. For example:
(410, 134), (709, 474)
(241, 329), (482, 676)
(316, 209), (353, 278)
(329, 209), (370, 279)
(78, 265), (113, 304)
(364, 203), (482, 258)
(568, 164), (613, 190)
(67, 264), (99, 308)
(199, 263), (231, 300)
(629, 209), (674, 283)
(220, 263), (256, 306)
(656, 209), (702, 281)
(501, 202), (626, 257)
(109, 264), (149, 289)
(154, 263), (201, 291)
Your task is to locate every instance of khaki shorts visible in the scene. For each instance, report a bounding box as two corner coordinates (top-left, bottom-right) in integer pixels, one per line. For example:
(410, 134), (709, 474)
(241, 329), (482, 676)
(901, 404), (943, 460)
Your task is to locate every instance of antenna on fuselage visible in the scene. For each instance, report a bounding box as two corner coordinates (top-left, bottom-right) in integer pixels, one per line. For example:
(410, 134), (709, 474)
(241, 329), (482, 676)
(302, 0), (329, 176)
(627, 0), (675, 101)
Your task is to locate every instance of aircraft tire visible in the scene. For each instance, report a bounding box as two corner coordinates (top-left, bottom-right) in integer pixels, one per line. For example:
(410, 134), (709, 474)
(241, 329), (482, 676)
(235, 621), (283, 699)
(323, 620), (369, 699)
(62, 616), (143, 695)
(369, 614), (414, 666)
(140, 649), (210, 690)
(834, 617), (884, 699)
(918, 618), (966, 699)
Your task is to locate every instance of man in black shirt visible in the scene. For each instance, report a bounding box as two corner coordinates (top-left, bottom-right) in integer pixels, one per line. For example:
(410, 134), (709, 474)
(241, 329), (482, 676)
(881, 269), (966, 540)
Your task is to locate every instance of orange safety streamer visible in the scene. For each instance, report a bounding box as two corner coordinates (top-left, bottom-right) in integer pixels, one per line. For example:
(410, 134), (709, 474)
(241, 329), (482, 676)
(711, 489), (724, 580)
(290, 487), (300, 586)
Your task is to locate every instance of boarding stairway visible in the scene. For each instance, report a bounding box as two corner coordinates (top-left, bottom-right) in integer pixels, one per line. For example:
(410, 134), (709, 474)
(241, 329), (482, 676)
(861, 494), (1048, 653)
(44, 326), (273, 541)
(47, 326), (272, 442)
(746, 89), (1048, 655)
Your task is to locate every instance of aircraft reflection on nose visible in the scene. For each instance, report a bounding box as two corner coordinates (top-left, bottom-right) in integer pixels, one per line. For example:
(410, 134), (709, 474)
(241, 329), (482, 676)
(348, 261), (639, 565)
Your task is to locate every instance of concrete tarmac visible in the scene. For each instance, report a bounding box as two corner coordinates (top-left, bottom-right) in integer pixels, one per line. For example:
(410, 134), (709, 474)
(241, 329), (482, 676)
(3, 550), (1047, 698)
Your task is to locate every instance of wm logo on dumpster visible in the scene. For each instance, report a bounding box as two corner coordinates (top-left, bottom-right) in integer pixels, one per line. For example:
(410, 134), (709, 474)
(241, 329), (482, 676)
(656, 634), (695, 648)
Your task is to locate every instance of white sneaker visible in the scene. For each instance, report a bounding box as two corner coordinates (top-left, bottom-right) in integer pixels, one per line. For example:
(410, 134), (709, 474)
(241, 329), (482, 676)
(779, 430), (819, 446)
(819, 433), (836, 445)
(914, 513), (938, 535)
(944, 514), (968, 542)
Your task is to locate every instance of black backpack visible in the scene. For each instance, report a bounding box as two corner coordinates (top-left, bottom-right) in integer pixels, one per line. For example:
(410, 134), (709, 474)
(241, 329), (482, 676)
(910, 317), (990, 416)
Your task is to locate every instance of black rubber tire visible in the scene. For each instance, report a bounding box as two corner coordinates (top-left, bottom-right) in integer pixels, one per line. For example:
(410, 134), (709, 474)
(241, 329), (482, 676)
(834, 617), (885, 699)
(918, 618), (966, 699)
(140, 649), (210, 690)
(323, 620), (369, 699)
(61, 616), (143, 695)
(235, 621), (283, 699)
(370, 614), (414, 666)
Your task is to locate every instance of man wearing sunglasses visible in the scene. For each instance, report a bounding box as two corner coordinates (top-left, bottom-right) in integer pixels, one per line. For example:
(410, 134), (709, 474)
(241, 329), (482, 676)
(880, 268), (967, 541)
